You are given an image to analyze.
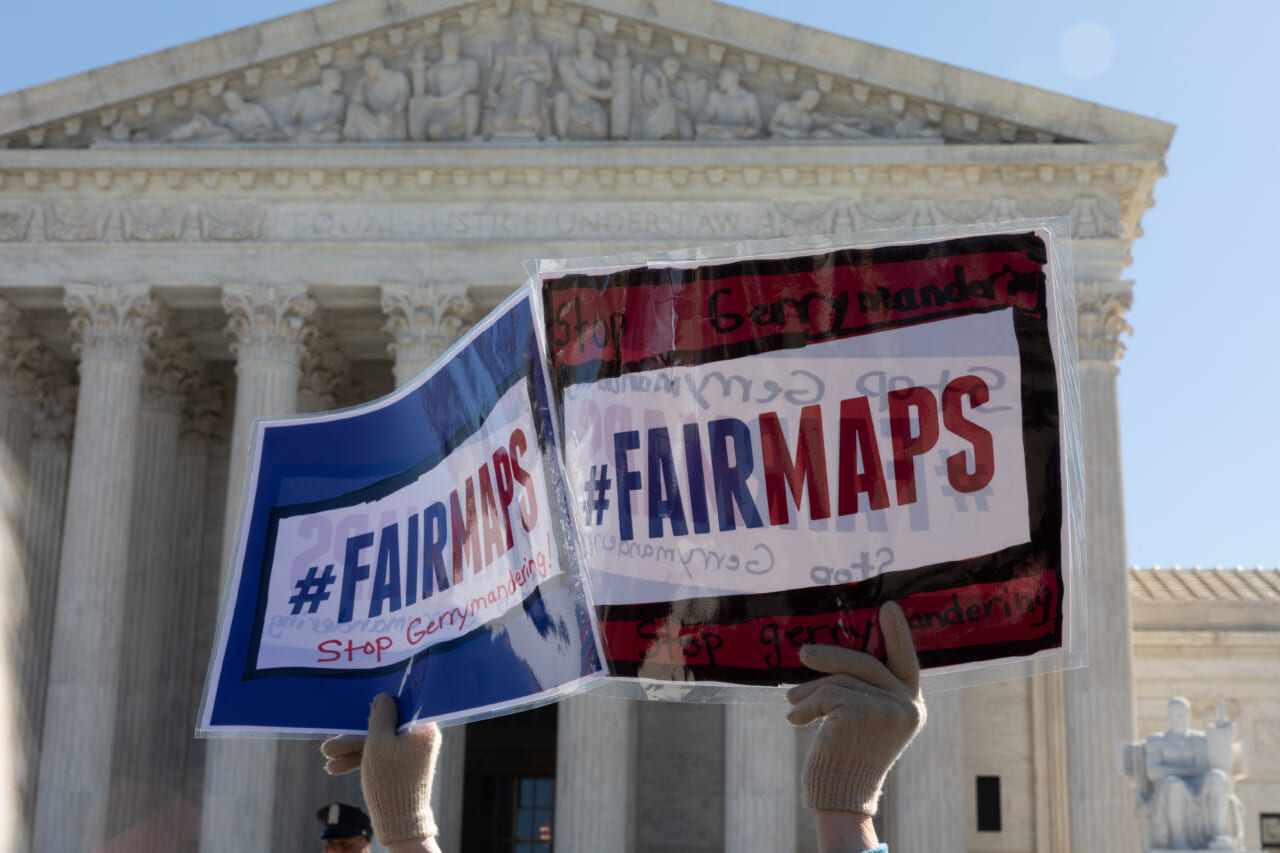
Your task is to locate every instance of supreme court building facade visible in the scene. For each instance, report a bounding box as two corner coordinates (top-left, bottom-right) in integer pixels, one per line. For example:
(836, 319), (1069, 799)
(8, 1), (1271, 851)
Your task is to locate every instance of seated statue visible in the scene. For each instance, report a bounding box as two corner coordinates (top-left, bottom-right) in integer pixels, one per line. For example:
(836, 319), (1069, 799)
(165, 89), (276, 143)
(284, 67), (347, 142)
(343, 55), (410, 142)
(483, 9), (553, 138)
(409, 29), (481, 141)
(1121, 698), (1245, 851)
(769, 89), (872, 140)
(696, 68), (760, 140)
(635, 57), (693, 140)
(554, 28), (613, 140)
(891, 112), (943, 139)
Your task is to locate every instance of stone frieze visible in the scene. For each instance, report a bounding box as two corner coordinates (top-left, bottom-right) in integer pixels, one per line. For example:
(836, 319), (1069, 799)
(0, 196), (1122, 244)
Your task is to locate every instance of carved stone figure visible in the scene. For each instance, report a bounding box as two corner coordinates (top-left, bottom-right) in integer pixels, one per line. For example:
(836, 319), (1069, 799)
(609, 43), (632, 139)
(635, 57), (693, 140)
(769, 89), (872, 139)
(483, 9), (553, 138)
(890, 112), (943, 139)
(696, 68), (761, 140)
(1121, 698), (1245, 851)
(408, 30), (481, 141)
(164, 89), (276, 143)
(343, 55), (410, 142)
(284, 67), (347, 142)
(554, 28), (613, 140)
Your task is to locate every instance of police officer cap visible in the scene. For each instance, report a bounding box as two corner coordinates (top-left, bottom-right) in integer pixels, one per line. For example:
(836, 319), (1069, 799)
(316, 802), (373, 840)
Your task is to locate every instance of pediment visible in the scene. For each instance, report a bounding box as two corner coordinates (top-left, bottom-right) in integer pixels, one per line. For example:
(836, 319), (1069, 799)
(0, 0), (1172, 152)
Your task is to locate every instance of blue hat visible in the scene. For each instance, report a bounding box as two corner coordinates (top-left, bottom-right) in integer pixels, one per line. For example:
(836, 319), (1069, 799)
(316, 802), (373, 840)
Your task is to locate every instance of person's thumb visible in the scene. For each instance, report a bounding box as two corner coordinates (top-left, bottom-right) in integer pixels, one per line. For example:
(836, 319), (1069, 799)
(367, 693), (399, 742)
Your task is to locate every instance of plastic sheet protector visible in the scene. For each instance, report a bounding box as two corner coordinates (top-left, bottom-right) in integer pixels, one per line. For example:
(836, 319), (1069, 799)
(200, 289), (605, 736)
(536, 225), (1082, 691)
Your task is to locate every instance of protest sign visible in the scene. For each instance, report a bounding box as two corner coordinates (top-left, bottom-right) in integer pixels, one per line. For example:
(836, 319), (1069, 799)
(200, 289), (604, 735)
(537, 227), (1079, 687)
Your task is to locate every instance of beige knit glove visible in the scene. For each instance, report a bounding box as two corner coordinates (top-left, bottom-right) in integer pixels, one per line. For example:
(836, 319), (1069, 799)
(786, 601), (926, 816)
(321, 693), (440, 845)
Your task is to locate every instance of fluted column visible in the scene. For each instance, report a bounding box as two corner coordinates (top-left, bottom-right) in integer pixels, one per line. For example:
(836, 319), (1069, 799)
(274, 326), (360, 853)
(16, 356), (75, 847)
(1065, 279), (1140, 853)
(186, 403), (230, 808)
(110, 331), (201, 844)
(1, 298), (55, 844)
(555, 695), (637, 853)
(33, 283), (162, 852)
(0, 404), (24, 853)
(1032, 671), (1071, 852)
(725, 704), (797, 851)
(200, 284), (315, 853)
(887, 688), (965, 851)
(380, 283), (473, 387)
(170, 382), (221, 850)
(380, 283), (472, 853)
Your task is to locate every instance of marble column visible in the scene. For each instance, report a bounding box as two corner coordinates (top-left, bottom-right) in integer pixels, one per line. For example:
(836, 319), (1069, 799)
(887, 688), (965, 851)
(725, 703), (797, 852)
(14, 348), (74, 847)
(171, 382), (222, 850)
(109, 331), (201, 844)
(555, 694), (637, 853)
(1064, 279), (1140, 853)
(1032, 671), (1071, 853)
(33, 283), (162, 852)
(380, 283), (473, 387)
(380, 283), (472, 853)
(199, 284), (315, 853)
(1, 300), (45, 844)
(186, 406), (229, 807)
(0, 396), (24, 853)
(274, 328), (360, 853)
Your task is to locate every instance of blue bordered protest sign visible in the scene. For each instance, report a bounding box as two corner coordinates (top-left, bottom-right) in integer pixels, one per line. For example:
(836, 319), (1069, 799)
(200, 286), (604, 735)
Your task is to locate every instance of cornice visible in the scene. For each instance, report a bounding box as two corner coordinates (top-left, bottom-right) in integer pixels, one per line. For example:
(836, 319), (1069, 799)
(0, 140), (1168, 170)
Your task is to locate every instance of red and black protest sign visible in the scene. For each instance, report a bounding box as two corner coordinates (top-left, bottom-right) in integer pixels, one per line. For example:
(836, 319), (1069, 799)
(541, 231), (1070, 683)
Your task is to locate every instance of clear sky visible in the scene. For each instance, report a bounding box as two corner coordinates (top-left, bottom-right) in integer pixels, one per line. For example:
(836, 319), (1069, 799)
(4, 1), (1277, 569)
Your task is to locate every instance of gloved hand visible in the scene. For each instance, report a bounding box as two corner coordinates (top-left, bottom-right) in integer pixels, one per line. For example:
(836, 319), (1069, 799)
(321, 693), (441, 846)
(786, 601), (926, 816)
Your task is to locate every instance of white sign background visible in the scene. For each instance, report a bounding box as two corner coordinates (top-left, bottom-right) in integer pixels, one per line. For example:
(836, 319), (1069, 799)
(562, 309), (1030, 606)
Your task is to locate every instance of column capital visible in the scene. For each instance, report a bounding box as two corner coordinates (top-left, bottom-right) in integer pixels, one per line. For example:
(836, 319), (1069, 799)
(0, 297), (45, 401)
(181, 383), (225, 447)
(222, 284), (317, 369)
(64, 283), (164, 368)
(143, 333), (202, 412)
(299, 330), (351, 413)
(1076, 278), (1134, 365)
(32, 360), (77, 447)
(380, 282), (473, 367)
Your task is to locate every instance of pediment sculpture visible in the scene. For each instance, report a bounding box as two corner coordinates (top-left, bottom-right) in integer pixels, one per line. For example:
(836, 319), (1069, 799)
(124, 4), (959, 147)
(1120, 698), (1246, 851)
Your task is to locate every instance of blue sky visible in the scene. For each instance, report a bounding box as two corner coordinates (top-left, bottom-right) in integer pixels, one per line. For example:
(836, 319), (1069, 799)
(4, 1), (1277, 569)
